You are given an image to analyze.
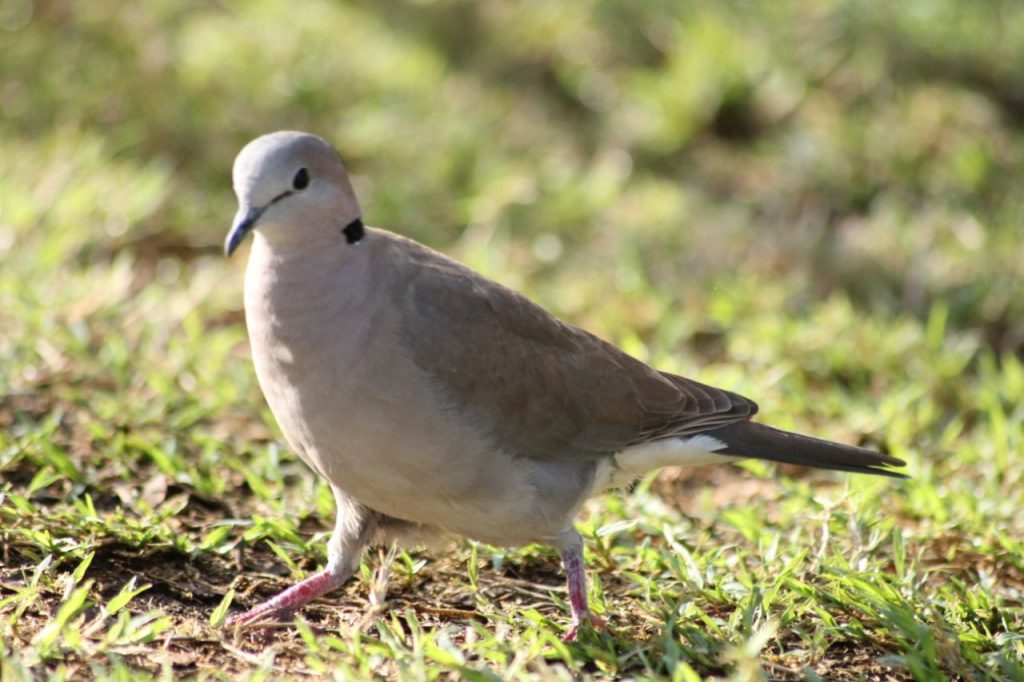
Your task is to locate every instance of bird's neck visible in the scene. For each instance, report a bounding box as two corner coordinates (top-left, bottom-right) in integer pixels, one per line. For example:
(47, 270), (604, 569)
(245, 232), (369, 328)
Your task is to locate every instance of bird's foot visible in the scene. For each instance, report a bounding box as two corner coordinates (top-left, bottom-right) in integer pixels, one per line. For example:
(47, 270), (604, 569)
(227, 568), (344, 627)
(563, 612), (608, 643)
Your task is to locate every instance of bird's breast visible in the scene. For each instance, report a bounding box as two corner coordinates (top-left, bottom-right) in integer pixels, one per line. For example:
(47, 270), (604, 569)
(243, 249), (587, 544)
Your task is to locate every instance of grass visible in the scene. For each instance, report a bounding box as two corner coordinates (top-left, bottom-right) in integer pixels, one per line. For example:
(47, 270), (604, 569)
(2, 1), (1024, 679)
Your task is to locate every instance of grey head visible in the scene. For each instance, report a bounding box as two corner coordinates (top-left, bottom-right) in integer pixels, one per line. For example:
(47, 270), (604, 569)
(225, 131), (362, 256)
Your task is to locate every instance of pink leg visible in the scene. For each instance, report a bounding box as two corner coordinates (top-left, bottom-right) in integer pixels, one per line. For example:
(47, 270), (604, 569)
(228, 492), (373, 627)
(228, 566), (350, 626)
(556, 529), (606, 642)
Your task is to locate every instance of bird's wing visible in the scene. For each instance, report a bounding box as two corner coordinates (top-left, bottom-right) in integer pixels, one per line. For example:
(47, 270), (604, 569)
(394, 238), (757, 461)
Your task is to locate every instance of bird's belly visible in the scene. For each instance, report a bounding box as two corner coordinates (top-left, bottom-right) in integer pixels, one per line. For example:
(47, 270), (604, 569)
(261, 360), (589, 546)
(309, 431), (579, 547)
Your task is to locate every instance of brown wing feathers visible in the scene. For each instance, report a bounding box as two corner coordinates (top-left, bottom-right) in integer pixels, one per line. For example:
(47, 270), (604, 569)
(403, 244), (755, 458)
(402, 238), (905, 477)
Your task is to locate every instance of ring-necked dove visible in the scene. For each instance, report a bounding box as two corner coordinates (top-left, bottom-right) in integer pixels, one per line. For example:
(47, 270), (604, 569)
(223, 131), (905, 639)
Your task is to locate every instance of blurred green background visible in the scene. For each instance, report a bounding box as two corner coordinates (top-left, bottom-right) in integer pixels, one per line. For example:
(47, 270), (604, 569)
(4, 0), (1022, 342)
(4, 0), (1024, 457)
(2, 0), (1024, 678)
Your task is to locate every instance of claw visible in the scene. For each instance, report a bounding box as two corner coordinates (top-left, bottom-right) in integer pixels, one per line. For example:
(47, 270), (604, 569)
(563, 612), (607, 642)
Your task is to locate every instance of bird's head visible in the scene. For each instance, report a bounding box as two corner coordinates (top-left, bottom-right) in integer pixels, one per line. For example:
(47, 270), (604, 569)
(225, 131), (362, 256)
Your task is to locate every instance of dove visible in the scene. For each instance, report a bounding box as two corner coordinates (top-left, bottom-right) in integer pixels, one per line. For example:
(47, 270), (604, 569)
(223, 131), (905, 639)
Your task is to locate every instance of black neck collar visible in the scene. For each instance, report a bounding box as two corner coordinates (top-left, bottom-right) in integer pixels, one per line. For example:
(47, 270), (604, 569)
(342, 218), (365, 245)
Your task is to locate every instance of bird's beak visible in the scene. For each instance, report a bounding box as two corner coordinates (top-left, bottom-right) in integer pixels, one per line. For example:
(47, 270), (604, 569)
(225, 204), (264, 256)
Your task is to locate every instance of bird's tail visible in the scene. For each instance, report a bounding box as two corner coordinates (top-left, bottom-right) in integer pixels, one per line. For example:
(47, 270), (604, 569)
(706, 421), (907, 478)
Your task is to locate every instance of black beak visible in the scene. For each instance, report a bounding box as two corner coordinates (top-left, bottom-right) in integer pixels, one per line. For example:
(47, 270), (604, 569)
(225, 205), (264, 256)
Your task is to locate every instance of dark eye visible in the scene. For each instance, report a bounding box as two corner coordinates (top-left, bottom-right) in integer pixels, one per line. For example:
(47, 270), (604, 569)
(292, 168), (310, 190)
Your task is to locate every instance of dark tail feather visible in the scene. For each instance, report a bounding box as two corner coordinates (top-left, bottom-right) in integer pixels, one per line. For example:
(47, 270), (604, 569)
(707, 421), (908, 478)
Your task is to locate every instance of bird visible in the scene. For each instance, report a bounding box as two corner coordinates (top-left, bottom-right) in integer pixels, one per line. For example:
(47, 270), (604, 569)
(223, 130), (906, 640)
